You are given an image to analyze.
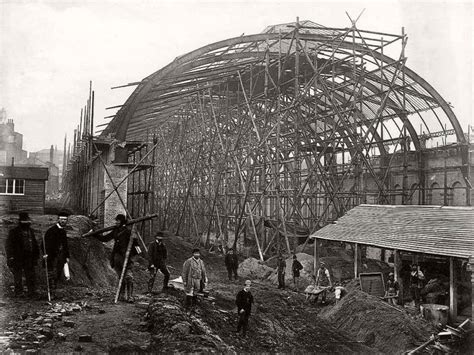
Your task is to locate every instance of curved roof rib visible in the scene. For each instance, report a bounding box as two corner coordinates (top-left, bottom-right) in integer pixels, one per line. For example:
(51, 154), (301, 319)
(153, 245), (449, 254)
(102, 20), (465, 150)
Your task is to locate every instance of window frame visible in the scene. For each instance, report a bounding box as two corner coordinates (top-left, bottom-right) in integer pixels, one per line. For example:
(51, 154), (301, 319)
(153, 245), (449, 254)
(0, 178), (26, 195)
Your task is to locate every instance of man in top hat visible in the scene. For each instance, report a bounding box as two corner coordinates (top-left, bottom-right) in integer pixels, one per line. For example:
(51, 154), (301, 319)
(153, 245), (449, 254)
(42, 211), (70, 292)
(5, 212), (39, 297)
(95, 214), (139, 302)
(182, 248), (207, 308)
(235, 279), (254, 336)
(314, 261), (332, 304)
(147, 231), (170, 292)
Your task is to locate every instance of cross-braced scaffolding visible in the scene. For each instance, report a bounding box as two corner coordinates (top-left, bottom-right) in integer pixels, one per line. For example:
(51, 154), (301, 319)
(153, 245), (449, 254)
(68, 19), (470, 257)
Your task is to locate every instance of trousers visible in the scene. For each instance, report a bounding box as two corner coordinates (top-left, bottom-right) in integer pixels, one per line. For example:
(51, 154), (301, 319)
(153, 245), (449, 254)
(11, 264), (36, 295)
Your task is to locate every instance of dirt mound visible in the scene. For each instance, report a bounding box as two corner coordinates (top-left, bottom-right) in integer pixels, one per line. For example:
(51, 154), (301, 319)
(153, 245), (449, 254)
(319, 284), (435, 353)
(1, 214), (124, 295)
(264, 253), (392, 289)
(238, 257), (274, 280)
(147, 292), (233, 352)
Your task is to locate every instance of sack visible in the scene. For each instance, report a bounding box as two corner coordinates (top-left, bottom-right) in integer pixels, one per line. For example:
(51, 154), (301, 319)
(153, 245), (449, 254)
(63, 262), (71, 280)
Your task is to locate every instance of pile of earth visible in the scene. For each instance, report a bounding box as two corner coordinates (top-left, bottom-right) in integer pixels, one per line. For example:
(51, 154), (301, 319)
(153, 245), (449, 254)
(0, 214), (152, 296)
(146, 283), (375, 353)
(319, 280), (435, 354)
(239, 253), (391, 290)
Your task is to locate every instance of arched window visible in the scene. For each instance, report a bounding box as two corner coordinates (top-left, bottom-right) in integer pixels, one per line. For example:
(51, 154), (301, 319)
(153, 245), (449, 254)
(408, 183), (419, 205)
(428, 182), (442, 205)
(451, 181), (466, 206)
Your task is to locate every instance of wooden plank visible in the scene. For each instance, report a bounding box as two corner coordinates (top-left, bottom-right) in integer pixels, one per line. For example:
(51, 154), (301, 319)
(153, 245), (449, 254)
(449, 257), (457, 322)
(354, 242), (359, 278)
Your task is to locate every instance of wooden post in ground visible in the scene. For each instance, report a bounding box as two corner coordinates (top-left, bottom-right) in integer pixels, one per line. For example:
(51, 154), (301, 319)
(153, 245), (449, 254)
(313, 237), (319, 277)
(354, 243), (359, 278)
(449, 257), (457, 322)
(469, 256), (474, 321)
(394, 250), (403, 305)
(114, 224), (138, 304)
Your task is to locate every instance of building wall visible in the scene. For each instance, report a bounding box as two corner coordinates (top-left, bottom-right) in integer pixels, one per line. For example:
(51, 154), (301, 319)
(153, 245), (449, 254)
(0, 119), (27, 166)
(0, 179), (46, 214)
(359, 145), (473, 207)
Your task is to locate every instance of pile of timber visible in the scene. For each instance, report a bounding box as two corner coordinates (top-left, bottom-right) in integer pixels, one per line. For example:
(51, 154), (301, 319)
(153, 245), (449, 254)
(408, 319), (471, 354)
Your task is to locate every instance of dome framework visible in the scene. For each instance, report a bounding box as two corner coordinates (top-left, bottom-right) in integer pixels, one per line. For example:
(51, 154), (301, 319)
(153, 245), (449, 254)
(89, 19), (469, 254)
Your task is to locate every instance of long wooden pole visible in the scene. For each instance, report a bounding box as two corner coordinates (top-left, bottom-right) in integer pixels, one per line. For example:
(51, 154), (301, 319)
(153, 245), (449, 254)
(89, 141), (160, 216)
(114, 224), (138, 303)
(92, 143), (148, 252)
(41, 233), (51, 302)
(82, 214), (158, 238)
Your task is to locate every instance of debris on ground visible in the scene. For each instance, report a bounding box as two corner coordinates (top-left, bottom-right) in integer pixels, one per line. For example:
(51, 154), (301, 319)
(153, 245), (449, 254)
(238, 257), (274, 280)
(319, 280), (435, 353)
(0, 214), (444, 353)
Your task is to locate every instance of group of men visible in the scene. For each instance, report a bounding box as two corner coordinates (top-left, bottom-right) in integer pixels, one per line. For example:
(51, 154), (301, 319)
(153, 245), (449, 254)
(5, 211), (70, 298)
(5, 210), (426, 337)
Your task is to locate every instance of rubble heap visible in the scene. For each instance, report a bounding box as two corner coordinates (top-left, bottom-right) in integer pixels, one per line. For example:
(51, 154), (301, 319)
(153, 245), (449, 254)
(319, 282), (435, 354)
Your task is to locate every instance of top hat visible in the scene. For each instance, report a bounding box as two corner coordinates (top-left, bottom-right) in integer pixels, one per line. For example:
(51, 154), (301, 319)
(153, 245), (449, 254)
(18, 212), (31, 222)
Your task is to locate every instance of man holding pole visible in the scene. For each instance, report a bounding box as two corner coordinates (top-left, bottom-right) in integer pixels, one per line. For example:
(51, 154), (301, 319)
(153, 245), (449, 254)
(42, 211), (70, 297)
(95, 214), (139, 302)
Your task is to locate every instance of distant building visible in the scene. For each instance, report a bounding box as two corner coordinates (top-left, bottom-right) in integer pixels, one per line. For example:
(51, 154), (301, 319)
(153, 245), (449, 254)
(27, 146), (62, 196)
(0, 165), (49, 214)
(0, 108), (27, 166)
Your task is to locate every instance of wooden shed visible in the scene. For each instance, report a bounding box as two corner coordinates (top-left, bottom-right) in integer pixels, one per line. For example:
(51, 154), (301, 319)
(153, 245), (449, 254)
(310, 204), (474, 323)
(0, 165), (49, 214)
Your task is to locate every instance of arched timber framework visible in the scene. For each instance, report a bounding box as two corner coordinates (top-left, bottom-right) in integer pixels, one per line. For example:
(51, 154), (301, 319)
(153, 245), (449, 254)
(101, 20), (467, 254)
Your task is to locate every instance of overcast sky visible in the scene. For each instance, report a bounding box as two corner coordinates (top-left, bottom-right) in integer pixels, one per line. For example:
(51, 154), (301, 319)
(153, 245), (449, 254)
(1, 0), (472, 152)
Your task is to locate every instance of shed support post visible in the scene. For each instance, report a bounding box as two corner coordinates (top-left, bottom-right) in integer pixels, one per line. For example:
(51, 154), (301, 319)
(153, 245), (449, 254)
(313, 238), (319, 277)
(469, 257), (474, 321)
(354, 243), (359, 278)
(394, 249), (403, 304)
(449, 257), (457, 323)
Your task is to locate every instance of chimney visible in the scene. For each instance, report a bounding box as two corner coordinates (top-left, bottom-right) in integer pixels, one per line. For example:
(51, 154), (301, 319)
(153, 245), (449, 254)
(6, 119), (14, 131)
(50, 145), (54, 165)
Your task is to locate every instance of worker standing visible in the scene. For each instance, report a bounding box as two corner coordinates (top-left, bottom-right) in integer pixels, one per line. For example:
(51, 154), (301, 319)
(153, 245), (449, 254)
(385, 272), (400, 305)
(95, 214), (139, 302)
(235, 280), (254, 336)
(5, 212), (39, 297)
(315, 262), (332, 304)
(292, 255), (303, 290)
(409, 264), (425, 310)
(42, 211), (70, 294)
(182, 248), (207, 309)
(224, 248), (239, 281)
(147, 232), (170, 292)
(277, 254), (286, 289)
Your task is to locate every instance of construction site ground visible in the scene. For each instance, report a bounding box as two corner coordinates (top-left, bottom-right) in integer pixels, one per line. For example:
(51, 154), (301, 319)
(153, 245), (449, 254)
(1, 214), (436, 354)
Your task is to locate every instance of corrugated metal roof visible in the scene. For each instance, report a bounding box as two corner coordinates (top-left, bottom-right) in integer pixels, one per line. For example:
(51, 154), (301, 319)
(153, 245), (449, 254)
(311, 204), (474, 259)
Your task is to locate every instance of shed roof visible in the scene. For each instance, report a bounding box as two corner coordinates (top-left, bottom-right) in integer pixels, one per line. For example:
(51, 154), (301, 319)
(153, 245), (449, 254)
(310, 204), (474, 259)
(0, 166), (49, 180)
